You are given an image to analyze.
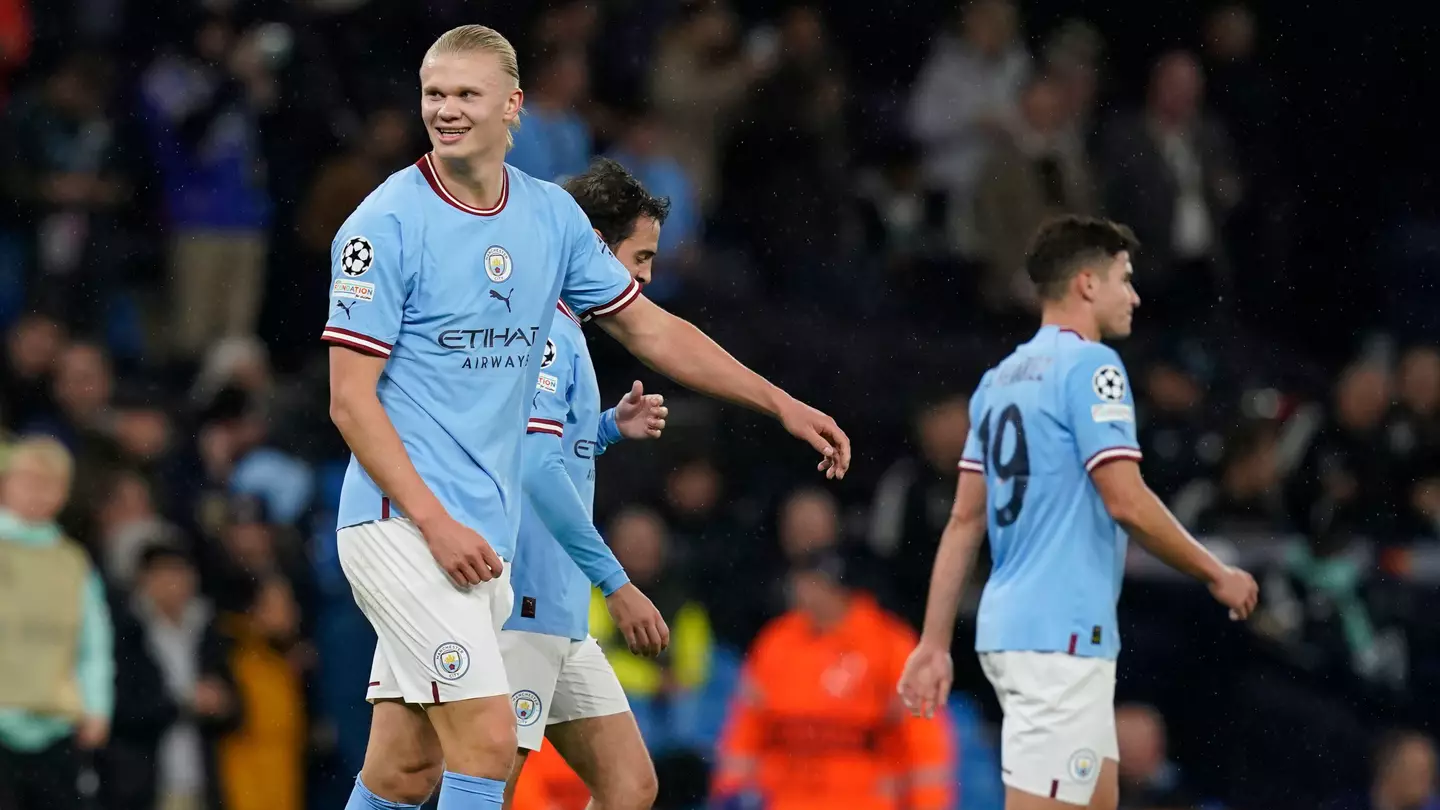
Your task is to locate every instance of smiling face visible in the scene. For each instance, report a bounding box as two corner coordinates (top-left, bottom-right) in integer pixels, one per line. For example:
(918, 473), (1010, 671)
(419, 48), (522, 161)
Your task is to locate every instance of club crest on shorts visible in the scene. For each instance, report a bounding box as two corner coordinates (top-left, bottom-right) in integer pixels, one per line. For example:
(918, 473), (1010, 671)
(512, 689), (542, 726)
(433, 642), (470, 680)
(1068, 748), (1099, 782)
(484, 245), (513, 283)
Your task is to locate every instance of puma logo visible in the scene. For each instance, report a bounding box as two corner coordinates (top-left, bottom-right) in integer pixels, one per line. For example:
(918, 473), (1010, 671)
(490, 287), (514, 312)
(335, 300), (354, 319)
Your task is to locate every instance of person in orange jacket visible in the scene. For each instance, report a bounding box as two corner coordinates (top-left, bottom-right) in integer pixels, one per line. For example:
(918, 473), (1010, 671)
(509, 739), (590, 810)
(711, 548), (956, 810)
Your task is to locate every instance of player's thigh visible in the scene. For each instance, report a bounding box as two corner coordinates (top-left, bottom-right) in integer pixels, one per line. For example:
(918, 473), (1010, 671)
(498, 630), (569, 754)
(338, 518), (514, 706)
(982, 652), (1117, 807)
(1086, 759), (1118, 810)
(546, 713), (655, 806)
(546, 637), (655, 803)
(501, 749), (531, 810)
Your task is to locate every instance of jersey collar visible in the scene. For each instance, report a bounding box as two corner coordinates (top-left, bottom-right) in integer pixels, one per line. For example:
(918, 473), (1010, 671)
(416, 153), (509, 217)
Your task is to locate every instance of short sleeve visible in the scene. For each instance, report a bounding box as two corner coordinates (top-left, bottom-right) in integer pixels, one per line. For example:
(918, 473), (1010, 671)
(1063, 344), (1143, 473)
(557, 194), (641, 320)
(322, 211), (407, 358)
(527, 329), (577, 438)
(958, 372), (991, 474)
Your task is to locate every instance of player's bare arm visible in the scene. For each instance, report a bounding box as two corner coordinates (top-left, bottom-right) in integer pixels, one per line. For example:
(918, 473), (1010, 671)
(329, 348), (504, 586)
(597, 295), (851, 478)
(899, 471), (988, 718)
(1089, 459), (1258, 618)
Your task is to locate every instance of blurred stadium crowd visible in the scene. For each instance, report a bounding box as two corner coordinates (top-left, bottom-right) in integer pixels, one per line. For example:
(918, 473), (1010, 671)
(2, 0), (1439, 809)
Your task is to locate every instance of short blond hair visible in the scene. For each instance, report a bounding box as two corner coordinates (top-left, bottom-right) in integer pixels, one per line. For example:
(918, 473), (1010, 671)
(424, 25), (522, 149)
(4, 435), (74, 487)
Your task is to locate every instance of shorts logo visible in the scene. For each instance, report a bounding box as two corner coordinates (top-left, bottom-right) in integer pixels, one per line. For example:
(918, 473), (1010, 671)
(485, 245), (513, 283)
(1092, 365), (1127, 402)
(433, 642), (470, 680)
(341, 236), (374, 276)
(1068, 749), (1099, 782)
(512, 689), (542, 726)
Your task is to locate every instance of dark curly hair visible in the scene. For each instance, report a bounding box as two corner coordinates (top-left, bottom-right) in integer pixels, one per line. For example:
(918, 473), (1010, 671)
(562, 158), (671, 249)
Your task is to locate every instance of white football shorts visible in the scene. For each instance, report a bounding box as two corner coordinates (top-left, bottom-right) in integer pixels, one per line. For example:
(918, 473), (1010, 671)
(979, 651), (1118, 806)
(339, 518), (514, 705)
(499, 630), (631, 751)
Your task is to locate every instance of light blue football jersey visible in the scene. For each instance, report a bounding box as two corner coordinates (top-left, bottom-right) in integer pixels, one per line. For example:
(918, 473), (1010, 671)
(322, 155), (641, 561)
(961, 325), (1143, 660)
(505, 302), (628, 640)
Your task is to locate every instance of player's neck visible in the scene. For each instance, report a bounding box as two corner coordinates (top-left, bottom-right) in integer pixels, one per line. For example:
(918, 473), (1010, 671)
(1039, 305), (1100, 342)
(433, 152), (507, 210)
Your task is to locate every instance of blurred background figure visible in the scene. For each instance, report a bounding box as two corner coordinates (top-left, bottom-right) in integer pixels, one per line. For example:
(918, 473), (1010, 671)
(0, 436), (112, 810)
(1327, 730), (1440, 810)
(711, 548), (953, 810)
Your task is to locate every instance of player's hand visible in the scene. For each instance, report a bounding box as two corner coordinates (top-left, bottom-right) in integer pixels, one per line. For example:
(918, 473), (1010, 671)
(192, 677), (233, 718)
(606, 583), (670, 657)
(615, 380), (667, 440)
(1209, 565), (1259, 621)
(420, 514), (505, 587)
(776, 396), (851, 480)
(75, 716), (110, 750)
(898, 639), (953, 719)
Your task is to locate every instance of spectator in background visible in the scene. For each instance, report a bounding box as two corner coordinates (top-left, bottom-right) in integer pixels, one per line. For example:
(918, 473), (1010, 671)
(1136, 344), (1223, 503)
(975, 73), (1099, 313)
(721, 4), (848, 302)
(589, 506), (712, 743)
(1286, 363), (1398, 543)
(907, 0), (1031, 259)
(217, 576), (307, 810)
(0, 0), (32, 107)
(868, 395), (970, 632)
(649, 0), (768, 212)
(661, 455), (754, 650)
(0, 312), (64, 428)
(93, 468), (178, 590)
(1041, 19), (1103, 154)
(711, 548), (954, 810)
(1328, 730), (1440, 810)
(140, 10), (276, 362)
(853, 142), (950, 309)
(109, 544), (237, 810)
(506, 45), (593, 183)
(296, 105), (415, 260)
(1170, 419), (1287, 537)
(605, 105), (701, 270)
(1115, 703), (1200, 810)
(1100, 50), (1243, 324)
(24, 339), (117, 454)
(1391, 346), (1440, 540)
(2, 51), (133, 329)
(0, 436), (113, 810)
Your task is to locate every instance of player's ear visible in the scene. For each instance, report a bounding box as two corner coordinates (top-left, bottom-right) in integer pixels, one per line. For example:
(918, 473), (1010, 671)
(504, 87), (524, 125)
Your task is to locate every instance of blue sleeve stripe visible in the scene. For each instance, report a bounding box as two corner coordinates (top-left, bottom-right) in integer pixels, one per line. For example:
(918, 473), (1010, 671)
(958, 458), (985, 473)
(322, 327), (392, 357)
(1084, 446), (1143, 472)
(526, 418), (564, 437)
(582, 278), (641, 320)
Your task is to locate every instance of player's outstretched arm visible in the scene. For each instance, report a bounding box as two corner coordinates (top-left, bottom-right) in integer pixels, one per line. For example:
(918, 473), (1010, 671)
(898, 471), (988, 719)
(1090, 459), (1258, 619)
(328, 348), (503, 585)
(520, 431), (670, 655)
(596, 295), (851, 478)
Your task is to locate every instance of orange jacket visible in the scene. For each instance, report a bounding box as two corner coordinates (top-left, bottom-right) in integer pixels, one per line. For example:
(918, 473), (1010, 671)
(511, 742), (590, 810)
(712, 596), (955, 810)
